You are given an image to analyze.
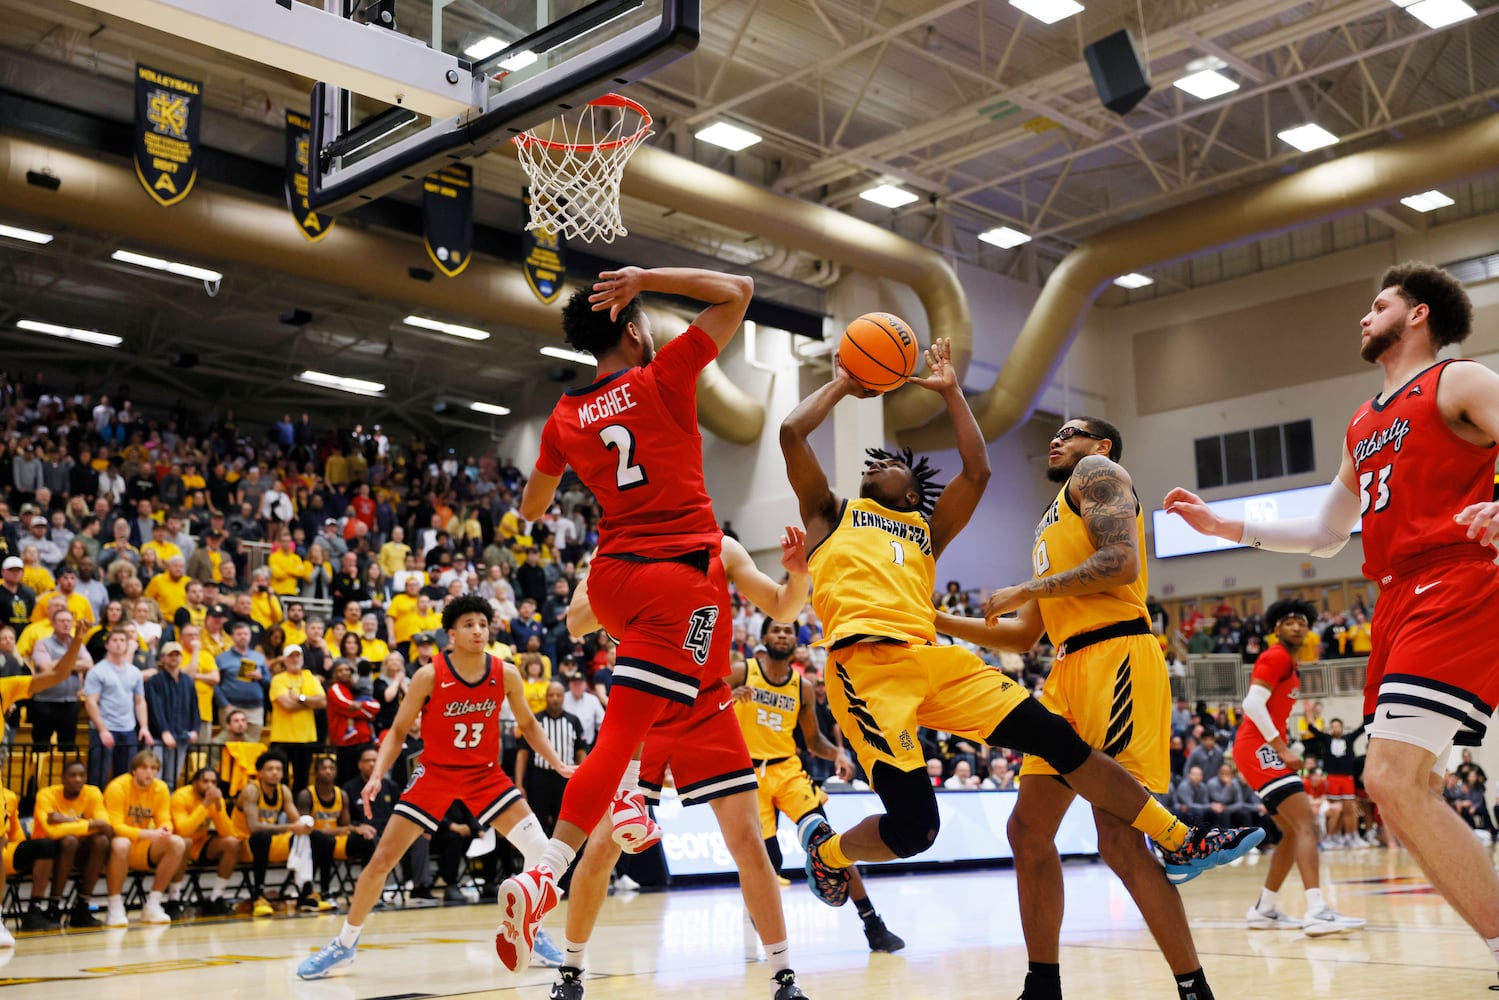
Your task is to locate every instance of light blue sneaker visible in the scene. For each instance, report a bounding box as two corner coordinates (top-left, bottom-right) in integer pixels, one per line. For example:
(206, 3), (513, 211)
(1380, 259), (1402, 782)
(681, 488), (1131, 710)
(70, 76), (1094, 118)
(297, 938), (357, 980)
(532, 928), (564, 968)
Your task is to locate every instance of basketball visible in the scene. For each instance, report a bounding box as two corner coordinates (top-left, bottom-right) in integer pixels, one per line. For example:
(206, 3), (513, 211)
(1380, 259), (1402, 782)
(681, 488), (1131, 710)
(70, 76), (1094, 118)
(839, 312), (920, 392)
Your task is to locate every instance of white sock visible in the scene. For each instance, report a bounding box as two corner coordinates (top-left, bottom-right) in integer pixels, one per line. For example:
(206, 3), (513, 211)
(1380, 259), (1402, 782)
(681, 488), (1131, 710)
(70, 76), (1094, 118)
(168, 883), (183, 901)
(508, 815), (548, 869)
(1256, 888), (1278, 913)
(1305, 887), (1325, 914)
(108, 894), (123, 909)
(617, 759), (641, 795)
(764, 939), (790, 977)
(211, 875), (229, 900)
(563, 936), (587, 970)
(1485, 934), (1499, 967)
(538, 839), (577, 877)
(338, 920), (362, 948)
(148, 890), (164, 907)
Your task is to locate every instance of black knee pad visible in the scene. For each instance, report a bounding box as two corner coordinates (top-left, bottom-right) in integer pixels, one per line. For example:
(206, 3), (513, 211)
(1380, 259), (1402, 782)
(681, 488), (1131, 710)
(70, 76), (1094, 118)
(871, 762), (940, 858)
(985, 697), (1093, 776)
(764, 836), (782, 872)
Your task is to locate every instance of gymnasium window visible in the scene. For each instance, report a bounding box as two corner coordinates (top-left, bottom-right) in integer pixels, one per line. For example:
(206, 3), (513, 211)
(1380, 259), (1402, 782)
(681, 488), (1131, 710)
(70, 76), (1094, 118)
(1195, 419), (1314, 489)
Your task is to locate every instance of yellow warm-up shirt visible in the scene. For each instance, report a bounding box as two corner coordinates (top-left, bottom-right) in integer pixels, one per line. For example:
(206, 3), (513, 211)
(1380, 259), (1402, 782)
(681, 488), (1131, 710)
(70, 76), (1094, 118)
(33, 783), (107, 839)
(103, 775), (173, 840)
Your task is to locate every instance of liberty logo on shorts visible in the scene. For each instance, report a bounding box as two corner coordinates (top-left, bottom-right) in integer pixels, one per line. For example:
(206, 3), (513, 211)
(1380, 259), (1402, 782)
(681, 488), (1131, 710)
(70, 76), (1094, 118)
(1256, 745), (1284, 770)
(682, 606), (719, 665)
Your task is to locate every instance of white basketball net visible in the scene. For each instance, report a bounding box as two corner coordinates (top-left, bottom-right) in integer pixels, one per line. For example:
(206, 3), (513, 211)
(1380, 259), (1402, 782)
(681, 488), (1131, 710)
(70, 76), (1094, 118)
(512, 94), (653, 244)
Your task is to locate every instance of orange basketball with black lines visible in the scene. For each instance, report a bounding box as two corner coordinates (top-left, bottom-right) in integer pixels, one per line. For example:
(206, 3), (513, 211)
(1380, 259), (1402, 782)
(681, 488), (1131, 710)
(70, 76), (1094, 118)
(838, 312), (919, 392)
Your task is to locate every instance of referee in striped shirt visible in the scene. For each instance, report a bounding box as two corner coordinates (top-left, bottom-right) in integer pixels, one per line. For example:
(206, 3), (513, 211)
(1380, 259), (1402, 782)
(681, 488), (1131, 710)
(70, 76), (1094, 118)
(516, 681), (587, 834)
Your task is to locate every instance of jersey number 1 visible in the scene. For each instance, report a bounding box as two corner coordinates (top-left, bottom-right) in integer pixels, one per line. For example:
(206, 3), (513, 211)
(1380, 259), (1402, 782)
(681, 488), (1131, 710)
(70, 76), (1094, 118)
(600, 424), (647, 490)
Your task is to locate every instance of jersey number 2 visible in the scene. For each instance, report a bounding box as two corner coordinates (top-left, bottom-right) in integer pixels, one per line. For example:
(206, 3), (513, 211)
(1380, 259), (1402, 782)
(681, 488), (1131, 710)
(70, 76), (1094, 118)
(600, 424), (647, 490)
(452, 722), (485, 749)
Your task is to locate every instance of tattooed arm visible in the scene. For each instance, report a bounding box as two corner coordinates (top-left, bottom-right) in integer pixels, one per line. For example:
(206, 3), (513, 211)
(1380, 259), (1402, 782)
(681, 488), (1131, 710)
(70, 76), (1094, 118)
(983, 455), (1139, 622)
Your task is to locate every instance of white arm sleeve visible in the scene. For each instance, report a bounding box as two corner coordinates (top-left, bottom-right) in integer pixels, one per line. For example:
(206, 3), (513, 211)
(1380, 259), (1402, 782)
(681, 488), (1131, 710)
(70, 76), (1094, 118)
(1239, 478), (1361, 558)
(1241, 684), (1281, 744)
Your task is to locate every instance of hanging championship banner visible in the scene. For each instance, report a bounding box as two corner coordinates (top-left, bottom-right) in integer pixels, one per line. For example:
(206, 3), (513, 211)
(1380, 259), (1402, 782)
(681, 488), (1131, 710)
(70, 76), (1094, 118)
(284, 110), (335, 243)
(133, 64), (203, 207)
(423, 164), (474, 278)
(521, 186), (566, 304)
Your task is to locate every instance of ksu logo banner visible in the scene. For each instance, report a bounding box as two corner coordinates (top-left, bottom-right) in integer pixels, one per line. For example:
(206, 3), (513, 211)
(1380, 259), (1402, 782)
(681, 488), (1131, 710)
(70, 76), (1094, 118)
(423, 164), (474, 278)
(522, 186), (566, 304)
(133, 64), (202, 207)
(284, 110), (335, 243)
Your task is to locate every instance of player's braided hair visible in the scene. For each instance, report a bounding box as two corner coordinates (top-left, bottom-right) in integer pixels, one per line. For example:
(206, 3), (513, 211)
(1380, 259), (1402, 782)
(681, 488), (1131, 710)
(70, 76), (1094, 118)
(864, 446), (943, 516)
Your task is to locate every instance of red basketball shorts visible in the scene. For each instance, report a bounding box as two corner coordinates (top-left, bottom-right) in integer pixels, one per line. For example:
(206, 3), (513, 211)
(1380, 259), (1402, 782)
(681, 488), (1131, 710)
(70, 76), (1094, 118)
(639, 679), (757, 806)
(1324, 774), (1356, 800)
(586, 550), (731, 707)
(1365, 552), (1499, 750)
(1231, 733), (1303, 814)
(393, 761), (521, 831)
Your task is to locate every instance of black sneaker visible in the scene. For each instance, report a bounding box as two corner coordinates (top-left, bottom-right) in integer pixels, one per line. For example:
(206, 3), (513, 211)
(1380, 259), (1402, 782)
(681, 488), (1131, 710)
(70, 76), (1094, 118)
(862, 914), (905, 953)
(442, 886), (467, 904)
(772, 969), (808, 1000)
(69, 901), (101, 928)
(163, 900), (184, 920)
(550, 965), (585, 1000)
(20, 907), (52, 932)
(200, 898), (235, 917)
(1160, 826), (1266, 884)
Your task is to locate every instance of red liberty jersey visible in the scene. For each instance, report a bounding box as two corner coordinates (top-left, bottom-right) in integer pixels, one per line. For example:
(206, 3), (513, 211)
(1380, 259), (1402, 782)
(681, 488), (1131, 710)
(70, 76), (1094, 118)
(1345, 359), (1498, 583)
(1236, 645), (1297, 751)
(536, 325), (722, 558)
(421, 653), (505, 769)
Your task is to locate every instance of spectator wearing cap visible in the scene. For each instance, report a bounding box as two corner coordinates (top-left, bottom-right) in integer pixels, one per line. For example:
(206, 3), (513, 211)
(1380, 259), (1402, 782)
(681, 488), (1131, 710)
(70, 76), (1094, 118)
(144, 642), (199, 788)
(407, 632), (438, 677)
(200, 603), (233, 660)
(561, 671), (604, 747)
(33, 564), (93, 626)
(0, 556), (33, 637)
(140, 521), (181, 567)
(186, 527), (225, 585)
(144, 555), (191, 622)
(317, 519), (348, 561)
(20, 515), (65, 570)
(214, 620), (268, 742)
(267, 644), (324, 790)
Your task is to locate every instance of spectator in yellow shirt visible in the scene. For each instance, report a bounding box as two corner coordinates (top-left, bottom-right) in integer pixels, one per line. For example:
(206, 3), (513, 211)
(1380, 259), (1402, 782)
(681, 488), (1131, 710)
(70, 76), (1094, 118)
(378, 526), (411, 580)
(144, 555), (191, 621)
(268, 646), (326, 791)
(386, 576), (424, 646)
(103, 750), (187, 926)
(176, 623), (221, 730)
(33, 760), (113, 928)
(268, 536), (312, 596)
(249, 568), (285, 629)
(20, 546), (55, 596)
(169, 766), (241, 915)
(357, 613), (390, 664)
(31, 566), (95, 625)
(281, 601), (309, 646)
(140, 522), (183, 566)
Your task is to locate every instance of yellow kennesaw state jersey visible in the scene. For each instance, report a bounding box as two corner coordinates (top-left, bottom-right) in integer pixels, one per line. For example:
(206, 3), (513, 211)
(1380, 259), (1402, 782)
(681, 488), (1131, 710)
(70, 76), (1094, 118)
(735, 659), (801, 760)
(231, 781), (288, 838)
(1032, 481), (1150, 645)
(310, 787), (343, 831)
(809, 498), (936, 646)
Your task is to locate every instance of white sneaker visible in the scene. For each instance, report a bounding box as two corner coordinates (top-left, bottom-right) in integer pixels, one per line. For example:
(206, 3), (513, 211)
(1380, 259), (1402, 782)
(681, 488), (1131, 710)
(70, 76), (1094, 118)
(141, 900), (172, 924)
(1303, 908), (1366, 936)
(105, 901), (129, 928)
(0, 923), (14, 947)
(613, 874), (641, 892)
(1246, 905), (1303, 929)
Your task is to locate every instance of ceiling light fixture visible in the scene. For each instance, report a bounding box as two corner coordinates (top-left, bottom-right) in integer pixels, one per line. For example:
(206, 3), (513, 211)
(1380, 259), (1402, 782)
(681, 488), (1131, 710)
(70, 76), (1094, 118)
(0, 224), (54, 245)
(471, 401), (512, 416)
(295, 370), (385, 396)
(111, 249), (222, 282)
(16, 319), (122, 347)
(1277, 123), (1339, 152)
(401, 315), (490, 341)
(540, 345), (597, 366)
(978, 226), (1032, 249)
(499, 50), (538, 71)
(1397, 0), (1476, 29)
(859, 183), (920, 209)
(1400, 189), (1456, 212)
(1114, 272), (1154, 289)
(1008, 0), (1085, 25)
(1173, 69), (1239, 100)
(695, 122), (762, 151)
(464, 36), (507, 60)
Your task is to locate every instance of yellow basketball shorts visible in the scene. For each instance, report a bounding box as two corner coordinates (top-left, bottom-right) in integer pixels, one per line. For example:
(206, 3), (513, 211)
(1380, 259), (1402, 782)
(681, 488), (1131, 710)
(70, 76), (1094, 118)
(755, 757), (828, 839)
(237, 832), (291, 864)
(1019, 633), (1170, 793)
(826, 640), (1030, 778)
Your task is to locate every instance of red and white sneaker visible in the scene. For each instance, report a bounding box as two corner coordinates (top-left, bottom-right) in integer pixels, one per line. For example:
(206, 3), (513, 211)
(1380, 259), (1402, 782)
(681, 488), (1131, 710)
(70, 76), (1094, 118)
(494, 864), (560, 972)
(610, 788), (663, 854)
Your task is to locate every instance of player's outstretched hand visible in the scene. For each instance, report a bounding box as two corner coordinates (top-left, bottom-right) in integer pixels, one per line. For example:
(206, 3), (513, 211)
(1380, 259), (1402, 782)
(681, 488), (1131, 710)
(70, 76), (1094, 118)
(906, 337), (955, 393)
(1455, 501), (1499, 548)
(590, 266), (647, 321)
(1163, 487), (1228, 538)
(780, 525), (808, 576)
(983, 584), (1028, 625)
(832, 352), (882, 399)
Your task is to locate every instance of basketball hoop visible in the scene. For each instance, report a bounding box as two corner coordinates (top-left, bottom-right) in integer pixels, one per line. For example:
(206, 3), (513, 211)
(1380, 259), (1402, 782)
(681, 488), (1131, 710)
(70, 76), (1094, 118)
(512, 94), (653, 244)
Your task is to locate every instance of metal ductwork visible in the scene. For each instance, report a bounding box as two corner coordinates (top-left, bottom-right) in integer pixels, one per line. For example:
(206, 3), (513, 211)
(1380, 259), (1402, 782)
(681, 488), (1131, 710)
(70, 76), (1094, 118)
(620, 144), (971, 435)
(0, 135), (761, 442)
(897, 110), (1499, 452)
